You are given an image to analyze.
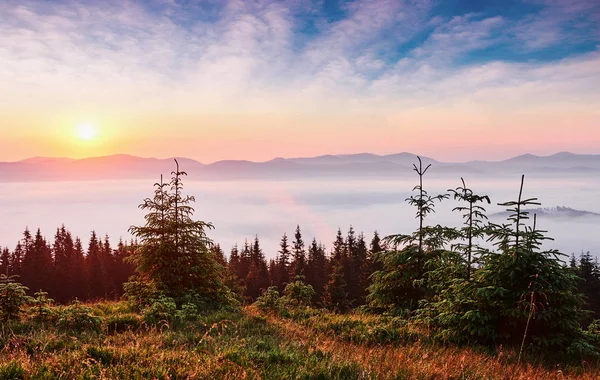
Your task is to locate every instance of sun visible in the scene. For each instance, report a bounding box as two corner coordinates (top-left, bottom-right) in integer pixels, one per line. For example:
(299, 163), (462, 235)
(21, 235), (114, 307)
(76, 123), (98, 141)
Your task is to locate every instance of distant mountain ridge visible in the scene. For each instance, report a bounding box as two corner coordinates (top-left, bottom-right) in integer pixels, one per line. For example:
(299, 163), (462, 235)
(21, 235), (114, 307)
(492, 206), (600, 219)
(0, 152), (599, 182)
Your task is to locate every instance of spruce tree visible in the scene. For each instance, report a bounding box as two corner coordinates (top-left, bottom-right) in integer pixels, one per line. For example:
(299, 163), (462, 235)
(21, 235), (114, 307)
(324, 258), (350, 313)
(11, 242), (24, 276)
(307, 238), (327, 304)
(72, 237), (87, 300)
(368, 157), (450, 313)
(448, 178), (490, 279)
(127, 160), (226, 306)
(291, 225), (306, 278)
(277, 233), (291, 289)
(86, 231), (104, 299)
(21, 229), (54, 296)
(0, 248), (9, 275)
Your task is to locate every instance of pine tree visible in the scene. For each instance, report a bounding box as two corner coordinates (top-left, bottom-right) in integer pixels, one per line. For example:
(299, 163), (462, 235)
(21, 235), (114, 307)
(364, 231), (385, 285)
(86, 231), (104, 299)
(72, 237), (87, 300)
(573, 251), (600, 325)
(422, 176), (590, 357)
(211, 244), (227, 267)
(127, 161), (226, 306)
(323, 258), (350, 313)
(113, 239), (134, 297)
(0, 248), (10, 275)
(448, 178), (490, 279)
(228, 245), (241, 278)
(53, 226), (73, 303)
(245, 236), (270, 300)
(21, 228), (53, 296)
(306, 238), (327, 304)
(345, 227), (368, 306)
(355, 232), (369, 306)
(331, 229), (345, 262)
(276, 233), (291, 289)
(11, 242), (24, 276)
(291, 226), (306, 278)
(368, 157), (450, 312)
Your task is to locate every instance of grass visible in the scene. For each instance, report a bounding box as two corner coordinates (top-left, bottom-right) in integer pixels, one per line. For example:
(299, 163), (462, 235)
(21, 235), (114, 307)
(0, 301), (599, 379)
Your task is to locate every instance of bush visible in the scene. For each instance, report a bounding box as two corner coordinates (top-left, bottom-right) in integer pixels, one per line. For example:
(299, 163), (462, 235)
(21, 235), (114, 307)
(142, 295), (176, 326)
(175, 302), (198, 322)
(0, 275), (32, 322)
(29, 290), (55, 323)
(256, 287), (281, 312)
(282, 280), (315, 308)
(57, 300), (102, 332)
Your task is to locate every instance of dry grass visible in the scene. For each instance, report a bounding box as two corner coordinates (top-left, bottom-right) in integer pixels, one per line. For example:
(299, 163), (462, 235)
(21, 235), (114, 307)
(247, 306), (600, 379)
(1, 301), (599, 379)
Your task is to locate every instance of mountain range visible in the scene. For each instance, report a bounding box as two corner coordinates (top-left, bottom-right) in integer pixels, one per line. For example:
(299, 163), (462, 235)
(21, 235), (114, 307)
(0, 152), (599, 182)
(491, 206), (600, 219)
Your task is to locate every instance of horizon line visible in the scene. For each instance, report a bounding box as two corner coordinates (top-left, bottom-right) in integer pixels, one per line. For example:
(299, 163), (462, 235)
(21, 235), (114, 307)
(4, 150), (599, 166)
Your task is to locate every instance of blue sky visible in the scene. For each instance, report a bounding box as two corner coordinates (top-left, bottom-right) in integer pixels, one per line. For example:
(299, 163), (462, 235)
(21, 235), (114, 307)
(0, 0), (599, 161)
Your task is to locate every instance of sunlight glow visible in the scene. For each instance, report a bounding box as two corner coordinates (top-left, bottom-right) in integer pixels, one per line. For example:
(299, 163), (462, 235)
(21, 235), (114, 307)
(76, 123), (98, 141)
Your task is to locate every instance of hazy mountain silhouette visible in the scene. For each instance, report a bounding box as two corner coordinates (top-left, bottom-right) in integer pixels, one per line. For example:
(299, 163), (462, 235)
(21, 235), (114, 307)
(1, 152), (598, 182)
(491, 206), (600, 219)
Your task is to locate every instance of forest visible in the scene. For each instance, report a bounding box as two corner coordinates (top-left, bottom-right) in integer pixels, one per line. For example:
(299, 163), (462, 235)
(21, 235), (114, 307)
(2, 159), (600, 379)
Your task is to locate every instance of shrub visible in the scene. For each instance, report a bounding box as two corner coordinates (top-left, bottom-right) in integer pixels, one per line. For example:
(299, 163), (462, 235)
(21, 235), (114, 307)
(256, 286), (281, 312)
(57, 300), (102, 332)
(30, 290), (55, 323)
(142, 295), (176, 326)
(0, 275), (32, 322)
(282, 280), (315, 308)
(175, 302), (198, 322)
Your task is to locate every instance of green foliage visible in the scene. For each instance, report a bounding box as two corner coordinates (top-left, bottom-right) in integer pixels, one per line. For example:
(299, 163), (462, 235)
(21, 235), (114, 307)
(126, 161), (228, 307)
(417, 175), (594, 360)
(0, 274), (32, 322)
(30, 290), (54, 323)
(323, 260), (351, 313)
(368, 157), (454, 313)
(448, 178), (491, 279)
(256, 286), (282, 312)
(141, 295), (177, 326)
(0, 361), (26, 380)
(175, 302), (199, 322)
(57, 300), (102, 332)
(282, 277), (315, 308)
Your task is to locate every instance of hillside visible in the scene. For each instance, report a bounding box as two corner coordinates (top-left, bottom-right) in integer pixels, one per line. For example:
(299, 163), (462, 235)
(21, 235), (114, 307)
(1, 301), (597, 379)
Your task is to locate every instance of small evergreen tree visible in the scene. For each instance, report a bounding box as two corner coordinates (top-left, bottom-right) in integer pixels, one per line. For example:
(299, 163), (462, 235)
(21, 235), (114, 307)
(126, 161), (227, 307)
(0, 274), (32, 322)
(277, 233), (291, 289)
(448, 178), (490, 279)
(290, 226), (306, 278)
(368, 157), (450, 313)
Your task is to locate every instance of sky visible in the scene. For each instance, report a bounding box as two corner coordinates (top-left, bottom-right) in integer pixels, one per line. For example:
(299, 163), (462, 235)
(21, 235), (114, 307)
(0, 0), (599, 163)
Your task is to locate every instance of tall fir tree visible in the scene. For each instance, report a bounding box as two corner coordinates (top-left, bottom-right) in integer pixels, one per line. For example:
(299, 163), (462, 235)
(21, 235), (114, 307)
(86, 231), (105, 299)
(306, 238), (327, 304)
(276, 233), (291, 289)
(0, 248), (9, 275)
(291, 225), (306, 279)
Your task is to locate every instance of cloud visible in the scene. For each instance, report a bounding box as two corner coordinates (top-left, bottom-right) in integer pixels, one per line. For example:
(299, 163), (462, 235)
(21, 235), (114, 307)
(0, 0), (598, 161)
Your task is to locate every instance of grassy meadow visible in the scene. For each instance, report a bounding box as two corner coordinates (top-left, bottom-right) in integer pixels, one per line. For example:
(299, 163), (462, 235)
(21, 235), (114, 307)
(1, 301), (599, 380)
